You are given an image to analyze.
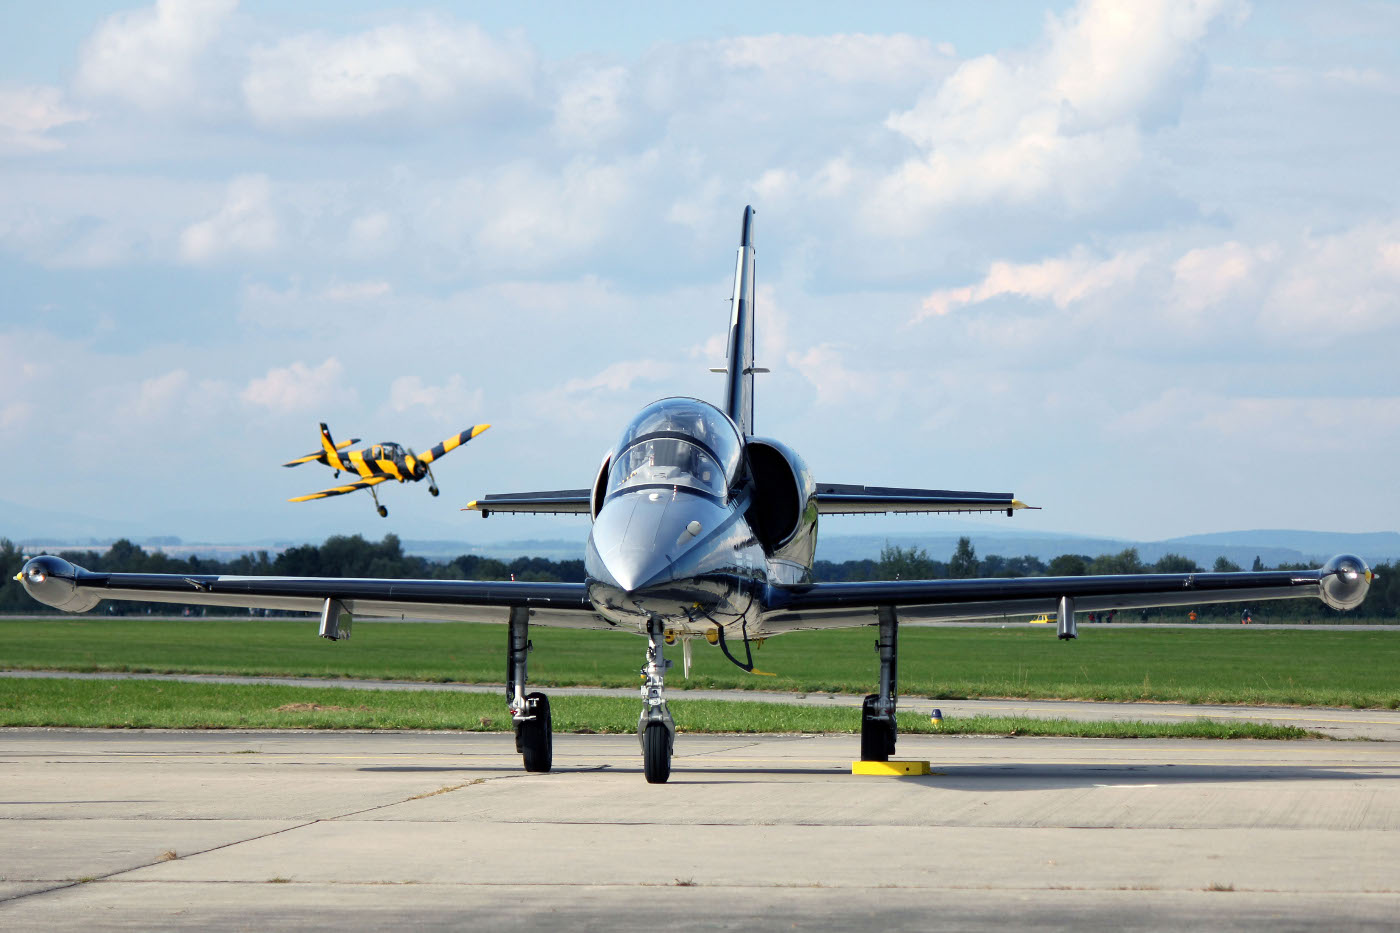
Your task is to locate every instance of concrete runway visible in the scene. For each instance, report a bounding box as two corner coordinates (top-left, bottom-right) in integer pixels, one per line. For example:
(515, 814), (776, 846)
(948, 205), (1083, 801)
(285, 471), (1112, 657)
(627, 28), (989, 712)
(2, 729), (1399, 931)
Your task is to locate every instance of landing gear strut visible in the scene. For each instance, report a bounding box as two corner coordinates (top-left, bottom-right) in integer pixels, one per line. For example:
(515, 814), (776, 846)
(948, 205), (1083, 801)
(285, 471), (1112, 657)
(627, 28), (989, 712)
(639, 615), (675, 783)
(861, 606), (898, 762)
(508, 606), (551, 772)
(426, 464), (439, 497)
(370, 485), (388, 518)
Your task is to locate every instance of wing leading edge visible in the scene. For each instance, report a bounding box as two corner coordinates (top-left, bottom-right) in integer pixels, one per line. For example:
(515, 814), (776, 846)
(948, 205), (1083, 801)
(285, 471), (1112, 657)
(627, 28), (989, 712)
(288, 475), (389, 503)
(760, 556), (1373, 631)
(466, 489), (592, 516)
(17, 555), (602, 628)
(814, 484), (1035, 516)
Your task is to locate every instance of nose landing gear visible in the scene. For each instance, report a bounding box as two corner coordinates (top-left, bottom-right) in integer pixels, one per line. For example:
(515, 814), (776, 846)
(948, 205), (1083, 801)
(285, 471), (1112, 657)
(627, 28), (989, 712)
(640, 616), (675, 783)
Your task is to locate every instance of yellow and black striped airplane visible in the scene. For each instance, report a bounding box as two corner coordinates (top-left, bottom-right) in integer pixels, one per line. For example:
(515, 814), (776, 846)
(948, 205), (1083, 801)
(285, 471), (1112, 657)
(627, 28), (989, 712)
(284, 422), (490, 517)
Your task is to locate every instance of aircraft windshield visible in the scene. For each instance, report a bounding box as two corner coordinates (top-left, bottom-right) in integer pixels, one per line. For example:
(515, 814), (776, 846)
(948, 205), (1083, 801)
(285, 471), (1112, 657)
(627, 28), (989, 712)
(607, 398), (742, 498)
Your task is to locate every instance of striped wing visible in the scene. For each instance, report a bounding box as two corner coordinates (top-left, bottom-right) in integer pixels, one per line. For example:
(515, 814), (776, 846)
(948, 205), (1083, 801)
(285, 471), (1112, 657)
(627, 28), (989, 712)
(288, 475), (389, 502)
(419, 424), (490, 464)
(282, 438), (360, 468)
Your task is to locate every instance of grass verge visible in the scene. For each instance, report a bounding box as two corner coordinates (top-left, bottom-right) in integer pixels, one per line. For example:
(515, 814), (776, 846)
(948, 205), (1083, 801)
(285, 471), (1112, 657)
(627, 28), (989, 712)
(0, 678), (1317, 739)
(2, 618), (1399, 708)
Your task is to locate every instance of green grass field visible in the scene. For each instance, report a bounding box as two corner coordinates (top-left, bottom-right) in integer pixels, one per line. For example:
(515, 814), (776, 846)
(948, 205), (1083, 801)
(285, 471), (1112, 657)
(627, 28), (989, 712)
(0, 679), (1315, 739)
(3, 616), (1398, 708)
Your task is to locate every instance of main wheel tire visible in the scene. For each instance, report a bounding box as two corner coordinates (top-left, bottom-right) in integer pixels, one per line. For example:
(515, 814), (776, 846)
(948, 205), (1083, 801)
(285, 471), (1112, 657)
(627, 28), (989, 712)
(520, 692), (553, 773)
(860, 694), (894, 762)
(429, 486), (439, 497)
(642, 722), (671, 784)
(377, 505), (388, 517)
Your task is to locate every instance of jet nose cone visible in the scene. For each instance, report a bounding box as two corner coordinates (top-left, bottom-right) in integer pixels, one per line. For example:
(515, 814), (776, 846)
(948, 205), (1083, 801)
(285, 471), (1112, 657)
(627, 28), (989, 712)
(585, 488), (728, 596)
(600, 548), (673, 595)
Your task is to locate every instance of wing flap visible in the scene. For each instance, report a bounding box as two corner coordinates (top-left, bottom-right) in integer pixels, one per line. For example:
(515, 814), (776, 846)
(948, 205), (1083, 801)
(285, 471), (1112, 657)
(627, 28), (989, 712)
(289, 475), (388, 503)
(814, 483), (1034, 515)
(466, 489), (592, 515)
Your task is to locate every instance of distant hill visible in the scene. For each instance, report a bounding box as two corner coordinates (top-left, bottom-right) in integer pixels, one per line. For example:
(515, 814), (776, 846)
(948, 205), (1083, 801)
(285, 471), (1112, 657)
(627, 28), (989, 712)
(1162, 530), (1400, 562)
(814, 530), (1400, 567)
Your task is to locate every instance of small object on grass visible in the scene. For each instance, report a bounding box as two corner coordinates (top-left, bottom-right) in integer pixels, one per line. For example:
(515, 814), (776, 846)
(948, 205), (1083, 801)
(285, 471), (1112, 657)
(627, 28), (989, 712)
(930, 708), (943, 726)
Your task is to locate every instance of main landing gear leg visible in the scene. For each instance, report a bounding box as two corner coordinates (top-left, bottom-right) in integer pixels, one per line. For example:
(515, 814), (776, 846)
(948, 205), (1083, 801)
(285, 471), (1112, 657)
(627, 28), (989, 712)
(508, 606), (551, 773)
(861, 606), (899, 762)
(426, 464), (439, 497)
(639, 615), (675, 784)
(370, 485), (388, 518)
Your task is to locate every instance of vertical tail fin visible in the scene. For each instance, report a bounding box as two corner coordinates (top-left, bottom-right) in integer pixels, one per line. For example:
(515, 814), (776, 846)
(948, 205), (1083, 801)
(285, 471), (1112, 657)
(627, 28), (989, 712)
(723, 205), (758, 435)
(318, 423), (348, 471)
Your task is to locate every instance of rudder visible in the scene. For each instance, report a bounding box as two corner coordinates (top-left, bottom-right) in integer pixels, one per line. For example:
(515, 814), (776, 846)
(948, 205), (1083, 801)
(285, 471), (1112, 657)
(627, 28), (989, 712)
(723, 206), (758, 435)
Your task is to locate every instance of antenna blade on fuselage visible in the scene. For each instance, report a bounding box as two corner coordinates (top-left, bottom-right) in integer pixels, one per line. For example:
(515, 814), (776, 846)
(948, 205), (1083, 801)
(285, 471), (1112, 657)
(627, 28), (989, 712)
(723, 205), (757, 436)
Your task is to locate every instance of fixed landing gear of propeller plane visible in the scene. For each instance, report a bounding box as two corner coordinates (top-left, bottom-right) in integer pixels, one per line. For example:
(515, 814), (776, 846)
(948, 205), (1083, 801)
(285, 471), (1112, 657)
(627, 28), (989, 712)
(429, 486), (439, 497)
(640, 616), (676, 783)
(507, 607), (552, 773)
(860, 607), (900, 763)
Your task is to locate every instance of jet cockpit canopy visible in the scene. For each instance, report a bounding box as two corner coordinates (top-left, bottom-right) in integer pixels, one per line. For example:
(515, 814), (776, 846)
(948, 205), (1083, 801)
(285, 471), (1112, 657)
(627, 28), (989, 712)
(607, 397), (742, 499)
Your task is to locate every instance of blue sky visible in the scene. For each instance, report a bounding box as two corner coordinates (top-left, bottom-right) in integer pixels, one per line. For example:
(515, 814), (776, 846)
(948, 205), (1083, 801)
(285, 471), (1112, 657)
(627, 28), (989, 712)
(2, 0), (1397, 547)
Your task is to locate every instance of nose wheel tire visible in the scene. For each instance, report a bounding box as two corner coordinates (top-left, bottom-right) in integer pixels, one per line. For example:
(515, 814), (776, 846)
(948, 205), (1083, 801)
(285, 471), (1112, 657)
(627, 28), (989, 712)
(429, 486), (439, 497)
(377, 505), (388, 518)
(860, 694), (895, 762)
(642, 722), (671, 784)
(518, 692), (553, 773)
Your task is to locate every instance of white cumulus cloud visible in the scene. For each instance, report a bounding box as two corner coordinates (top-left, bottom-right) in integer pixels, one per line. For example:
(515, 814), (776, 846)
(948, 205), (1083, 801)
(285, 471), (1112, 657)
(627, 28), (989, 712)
(387, 374), (485, 416)
(918, 247), (1149, 321)
(243, 18), (535, 129)
(0, 86), (88, 154)
(73, 0), (237, 111)
(241, 358), (347, 411)
(876, 0), (1242, 230)
(552, 65), (628, 147)
(179, 174), (278, 263)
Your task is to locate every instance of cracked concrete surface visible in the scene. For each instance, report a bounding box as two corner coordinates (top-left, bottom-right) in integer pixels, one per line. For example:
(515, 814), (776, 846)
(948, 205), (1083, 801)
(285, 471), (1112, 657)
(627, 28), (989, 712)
(2, 730), (1399, 930)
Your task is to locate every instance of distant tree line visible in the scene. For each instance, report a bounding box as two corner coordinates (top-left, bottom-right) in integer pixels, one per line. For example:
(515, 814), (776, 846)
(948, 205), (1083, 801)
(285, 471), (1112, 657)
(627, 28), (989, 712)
(2, 535), (1395, 620)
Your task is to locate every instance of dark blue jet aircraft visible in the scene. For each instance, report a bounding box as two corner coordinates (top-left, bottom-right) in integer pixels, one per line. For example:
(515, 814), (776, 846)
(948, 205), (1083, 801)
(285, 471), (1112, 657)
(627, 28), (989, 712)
(17, 207), (1373, 783)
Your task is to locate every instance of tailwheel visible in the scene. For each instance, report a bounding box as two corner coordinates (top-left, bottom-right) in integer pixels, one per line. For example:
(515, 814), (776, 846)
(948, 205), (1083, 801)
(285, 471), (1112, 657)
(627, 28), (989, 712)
(518, 692), (553, 773)
(860, 694), (894, 762)
(642, 721), (671, 784)
(377, 505), (388, 518)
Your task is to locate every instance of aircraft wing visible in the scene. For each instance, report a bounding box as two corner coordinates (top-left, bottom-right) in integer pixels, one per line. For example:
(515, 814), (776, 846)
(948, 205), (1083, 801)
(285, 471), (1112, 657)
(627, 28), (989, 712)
(282, 438), (359, 468)
(814, 484), (1035, 516)
(466, 490), (592, 516)
(16, 555), (602, 628)
(419, 425), (491, 465)
(288, 476), (389, 503)
(759, 558), (1372, 631)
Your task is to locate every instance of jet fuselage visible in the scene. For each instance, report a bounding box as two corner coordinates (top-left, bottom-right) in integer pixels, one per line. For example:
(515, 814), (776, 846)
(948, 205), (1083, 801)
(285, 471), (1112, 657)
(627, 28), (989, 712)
(583, 396), (800, 636)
